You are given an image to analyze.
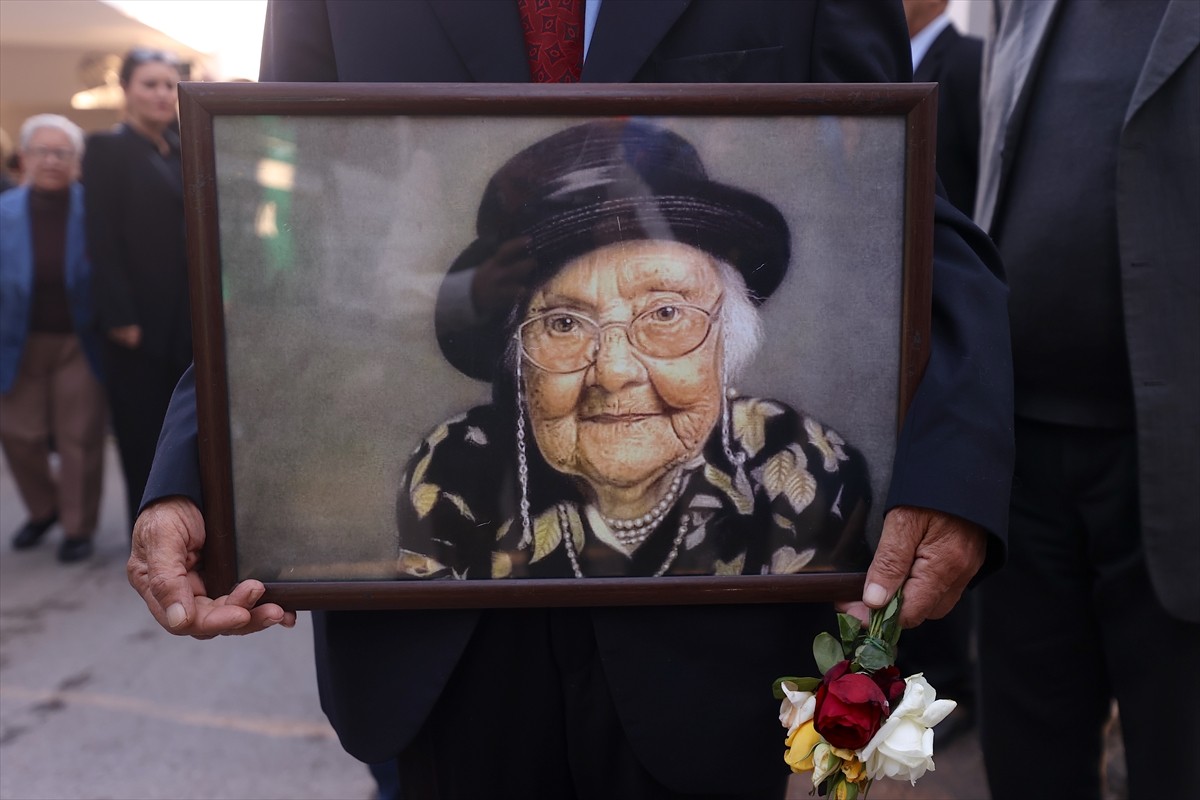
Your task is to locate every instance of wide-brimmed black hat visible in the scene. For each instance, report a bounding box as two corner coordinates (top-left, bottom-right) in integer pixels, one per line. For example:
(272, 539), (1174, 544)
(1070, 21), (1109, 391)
(435, 119), (791, 382)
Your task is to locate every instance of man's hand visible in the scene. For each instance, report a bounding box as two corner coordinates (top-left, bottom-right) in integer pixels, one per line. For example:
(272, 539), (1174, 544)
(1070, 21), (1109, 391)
(839, 506), (987, 629)
(128, 496), (296, 638)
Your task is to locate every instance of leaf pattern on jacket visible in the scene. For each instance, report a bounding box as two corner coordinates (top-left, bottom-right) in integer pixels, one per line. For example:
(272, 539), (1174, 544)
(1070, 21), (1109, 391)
(755, 444), (817, 514)
(732, 397), (785, 457)
(804, 417), (850, 473)
(530, 507), (562, 564)
(704, 463), (754, 514)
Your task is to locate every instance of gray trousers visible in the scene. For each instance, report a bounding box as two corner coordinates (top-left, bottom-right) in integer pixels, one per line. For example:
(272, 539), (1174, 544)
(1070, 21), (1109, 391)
(0, 333), (107, 538)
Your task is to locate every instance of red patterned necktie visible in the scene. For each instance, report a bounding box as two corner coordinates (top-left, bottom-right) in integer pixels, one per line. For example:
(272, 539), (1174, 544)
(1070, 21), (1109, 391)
(517, 0), (584, 83)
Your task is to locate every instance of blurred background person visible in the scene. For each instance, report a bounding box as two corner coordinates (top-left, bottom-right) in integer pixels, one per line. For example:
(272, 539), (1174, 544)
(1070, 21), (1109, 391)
(895, 0), (984, 743)
(0, 114), (107, 562)
(904, 0), (981, 214)
(0, 128), (17, 194)
(975, 2), (1199, 798)
(83, 49), (192, 532)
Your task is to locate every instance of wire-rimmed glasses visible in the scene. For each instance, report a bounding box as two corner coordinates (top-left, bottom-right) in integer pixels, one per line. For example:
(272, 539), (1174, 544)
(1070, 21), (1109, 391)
(518, 295), (724, 374)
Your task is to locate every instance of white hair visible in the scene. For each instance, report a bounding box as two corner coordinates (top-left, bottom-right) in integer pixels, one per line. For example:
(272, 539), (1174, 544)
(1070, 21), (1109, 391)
(19, 114), (84, 157)
(712, 257), (764, 381)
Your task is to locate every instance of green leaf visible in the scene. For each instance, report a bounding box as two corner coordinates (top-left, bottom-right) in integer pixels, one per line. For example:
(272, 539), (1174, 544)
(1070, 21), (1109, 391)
(772, 676), (821, 698)
(887, 619), (903, 648)
(843, 778), (859, 800)
(838, 613), (863, 657)
(854, 637), (894, 672)
(814, 632), (844, 675)
(883, 590), (902, 622)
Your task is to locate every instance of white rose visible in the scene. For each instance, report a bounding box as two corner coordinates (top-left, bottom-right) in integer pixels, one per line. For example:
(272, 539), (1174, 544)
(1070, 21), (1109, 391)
(858, 674), (957, 785)
(777, 680), (816, 736)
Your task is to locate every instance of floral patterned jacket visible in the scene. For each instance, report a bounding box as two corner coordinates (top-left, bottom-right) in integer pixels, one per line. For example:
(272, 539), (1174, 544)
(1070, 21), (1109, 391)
(396, 397), (872, 579)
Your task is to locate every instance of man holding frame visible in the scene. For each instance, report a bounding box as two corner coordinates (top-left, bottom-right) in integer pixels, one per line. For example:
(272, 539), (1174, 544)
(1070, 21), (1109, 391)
(128, 2), (1013, 797)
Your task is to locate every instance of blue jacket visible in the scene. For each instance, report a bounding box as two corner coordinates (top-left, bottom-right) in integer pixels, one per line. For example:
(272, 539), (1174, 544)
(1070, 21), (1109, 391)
(0, 183), (104, 392)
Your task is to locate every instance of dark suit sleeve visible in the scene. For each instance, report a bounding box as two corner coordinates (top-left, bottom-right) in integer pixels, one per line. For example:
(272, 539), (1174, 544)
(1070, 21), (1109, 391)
(886, 199), (1012, 576)
(140, 363), (203, 512)
(82, 135), (139, 331)
(260, 0), (338, 81)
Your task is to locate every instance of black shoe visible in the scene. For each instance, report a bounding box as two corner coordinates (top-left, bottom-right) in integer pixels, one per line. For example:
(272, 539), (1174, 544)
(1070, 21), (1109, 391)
(57, 537), (93, 563)
(12, 515), (58, 549)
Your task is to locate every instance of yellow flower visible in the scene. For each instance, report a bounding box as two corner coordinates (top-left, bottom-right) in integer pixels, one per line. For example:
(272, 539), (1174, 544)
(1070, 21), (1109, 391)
(783, 720), (822, 773)
(840, 755), (866, 783)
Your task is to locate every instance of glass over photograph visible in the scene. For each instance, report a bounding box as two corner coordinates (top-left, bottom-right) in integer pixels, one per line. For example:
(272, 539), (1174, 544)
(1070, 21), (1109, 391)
(210, 110), (908, 589)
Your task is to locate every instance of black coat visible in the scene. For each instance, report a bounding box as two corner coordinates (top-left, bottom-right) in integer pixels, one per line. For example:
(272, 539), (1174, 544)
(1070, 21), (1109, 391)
(146, 0), (1013, 792)
(914, 25), (983, 216)
(81, 124), (192, 368)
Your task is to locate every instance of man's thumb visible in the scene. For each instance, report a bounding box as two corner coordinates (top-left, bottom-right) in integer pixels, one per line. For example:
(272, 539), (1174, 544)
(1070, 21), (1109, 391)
(864, 506), (922, 607)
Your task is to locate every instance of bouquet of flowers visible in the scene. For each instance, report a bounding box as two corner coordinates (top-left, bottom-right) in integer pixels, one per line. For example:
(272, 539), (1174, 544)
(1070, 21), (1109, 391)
(773, 591), (956, 799)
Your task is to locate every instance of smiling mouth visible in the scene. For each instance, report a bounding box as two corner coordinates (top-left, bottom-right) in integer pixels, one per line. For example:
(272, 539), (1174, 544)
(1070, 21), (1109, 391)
(582, 413), (659, 424)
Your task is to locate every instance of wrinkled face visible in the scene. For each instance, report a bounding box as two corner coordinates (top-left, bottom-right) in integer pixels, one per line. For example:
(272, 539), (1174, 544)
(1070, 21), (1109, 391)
(522, 239), (724, 491)
(22, 127), (77, 192)
(123, 61), (179, 129)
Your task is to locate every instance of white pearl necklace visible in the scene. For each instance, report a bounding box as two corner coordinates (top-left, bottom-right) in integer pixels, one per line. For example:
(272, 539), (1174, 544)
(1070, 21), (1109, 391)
(600, 472), (684, 549)
(560, 502), (691, 578)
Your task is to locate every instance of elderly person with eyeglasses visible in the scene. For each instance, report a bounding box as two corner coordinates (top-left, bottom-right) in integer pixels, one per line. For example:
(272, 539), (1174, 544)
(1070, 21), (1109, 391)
(396, 120), (872, 580)
(0, 115), (107, 563)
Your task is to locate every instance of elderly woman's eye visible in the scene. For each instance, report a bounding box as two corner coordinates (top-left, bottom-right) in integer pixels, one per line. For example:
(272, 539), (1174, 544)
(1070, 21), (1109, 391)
(649, 306), (680, 323)
(546, 314), (582, 334)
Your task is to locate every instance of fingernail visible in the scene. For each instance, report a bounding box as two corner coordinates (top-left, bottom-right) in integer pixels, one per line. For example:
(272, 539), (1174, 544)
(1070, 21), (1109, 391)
(166, 603), (187, 629)
(864, 583), (889, 607)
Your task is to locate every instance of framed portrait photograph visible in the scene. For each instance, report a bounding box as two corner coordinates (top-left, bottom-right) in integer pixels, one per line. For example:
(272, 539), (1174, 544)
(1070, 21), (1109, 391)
(179, 83), (935, 610)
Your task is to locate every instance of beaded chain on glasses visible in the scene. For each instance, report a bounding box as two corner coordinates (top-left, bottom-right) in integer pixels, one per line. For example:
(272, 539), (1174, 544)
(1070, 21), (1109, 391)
(514, 342), (747, 578)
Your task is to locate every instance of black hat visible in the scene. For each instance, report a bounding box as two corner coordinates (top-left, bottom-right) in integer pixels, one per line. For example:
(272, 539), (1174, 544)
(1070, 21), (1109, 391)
(435, 119), (791, 382)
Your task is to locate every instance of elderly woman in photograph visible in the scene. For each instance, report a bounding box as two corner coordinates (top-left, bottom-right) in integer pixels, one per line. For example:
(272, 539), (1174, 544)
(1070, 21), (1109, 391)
(397, 120), (871, 579)
(0, 115), (106, 563)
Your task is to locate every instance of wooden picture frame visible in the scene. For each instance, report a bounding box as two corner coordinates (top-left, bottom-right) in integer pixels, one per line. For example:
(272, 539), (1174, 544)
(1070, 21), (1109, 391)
(179, 82), (935, 610)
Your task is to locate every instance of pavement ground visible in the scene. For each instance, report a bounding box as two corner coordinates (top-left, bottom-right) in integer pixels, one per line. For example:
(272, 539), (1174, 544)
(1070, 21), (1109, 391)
(0, 439), (375, 800)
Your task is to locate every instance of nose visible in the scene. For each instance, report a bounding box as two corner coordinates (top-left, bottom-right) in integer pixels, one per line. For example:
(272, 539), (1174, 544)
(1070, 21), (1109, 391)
(591, 326), (646, 392)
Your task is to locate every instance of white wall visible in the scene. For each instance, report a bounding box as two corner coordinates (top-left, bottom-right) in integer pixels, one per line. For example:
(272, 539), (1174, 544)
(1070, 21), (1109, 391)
(949, 0), (994, 38)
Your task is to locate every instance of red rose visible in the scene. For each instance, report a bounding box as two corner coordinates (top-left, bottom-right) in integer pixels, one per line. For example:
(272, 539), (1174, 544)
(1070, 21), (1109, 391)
(813, 660), (890, 749)
(871, 665), (906, 709)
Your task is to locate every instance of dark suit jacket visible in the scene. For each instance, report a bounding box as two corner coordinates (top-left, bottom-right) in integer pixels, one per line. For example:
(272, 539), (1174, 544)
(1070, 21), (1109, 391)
(81, 124), (191, 368)
(145, 0), (1014, 791)
(914, 25), (982, 216)
(976, 0), (1199, 623)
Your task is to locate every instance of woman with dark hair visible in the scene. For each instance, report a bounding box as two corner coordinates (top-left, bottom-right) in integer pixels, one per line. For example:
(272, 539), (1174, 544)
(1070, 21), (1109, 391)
(82, 49), (192, 530)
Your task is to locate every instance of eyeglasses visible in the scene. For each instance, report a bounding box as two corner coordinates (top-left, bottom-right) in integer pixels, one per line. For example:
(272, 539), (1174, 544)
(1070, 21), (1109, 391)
(519, 295), (723, 374)
(25, 146), (74, 162)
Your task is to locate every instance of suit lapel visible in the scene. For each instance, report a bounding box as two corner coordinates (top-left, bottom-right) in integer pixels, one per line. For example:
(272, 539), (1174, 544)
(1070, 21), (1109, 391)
(914, 25), (958, 82)
(1125, 0), (1200, 125)
(427, 0), (531, 82)
(582, 0), (691, 82)
(975, 0), (1059, 231)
